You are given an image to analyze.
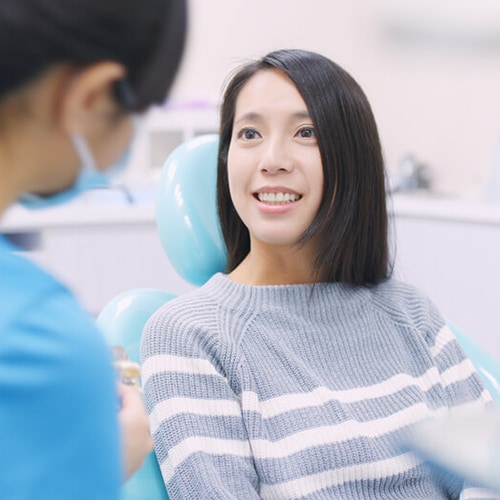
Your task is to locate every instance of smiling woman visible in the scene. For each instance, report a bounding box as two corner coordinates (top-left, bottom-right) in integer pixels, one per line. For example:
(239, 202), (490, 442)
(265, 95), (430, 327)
(141, 49), (499, 499)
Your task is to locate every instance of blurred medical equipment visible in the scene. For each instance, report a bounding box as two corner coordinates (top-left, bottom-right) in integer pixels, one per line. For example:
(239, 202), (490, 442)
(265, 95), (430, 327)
(391, 153), (432, 192)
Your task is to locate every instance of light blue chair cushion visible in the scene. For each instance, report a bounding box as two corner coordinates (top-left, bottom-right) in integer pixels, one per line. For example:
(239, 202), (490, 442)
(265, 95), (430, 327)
(447, 321), (500, 403)
(155, 134), (225, 286)
(97, 289), (176, 500)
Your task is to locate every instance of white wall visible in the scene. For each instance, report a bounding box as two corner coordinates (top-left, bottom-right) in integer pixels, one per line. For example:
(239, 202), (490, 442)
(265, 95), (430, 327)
(165, 0), (500, 196)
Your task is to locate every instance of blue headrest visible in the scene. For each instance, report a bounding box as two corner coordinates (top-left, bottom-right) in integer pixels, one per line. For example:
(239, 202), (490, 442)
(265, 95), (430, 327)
(155, 134), (227, 286)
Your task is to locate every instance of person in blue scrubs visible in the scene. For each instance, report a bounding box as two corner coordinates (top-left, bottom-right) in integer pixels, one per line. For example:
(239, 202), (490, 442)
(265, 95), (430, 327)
(0, 1), (186, 498)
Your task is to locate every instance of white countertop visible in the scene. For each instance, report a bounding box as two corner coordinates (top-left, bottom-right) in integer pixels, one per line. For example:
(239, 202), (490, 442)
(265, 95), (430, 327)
(2, 189), (500, 233)
(1, 203), (156, 232)
(0, 190), (157, 232)
(389, 192), (500, 225)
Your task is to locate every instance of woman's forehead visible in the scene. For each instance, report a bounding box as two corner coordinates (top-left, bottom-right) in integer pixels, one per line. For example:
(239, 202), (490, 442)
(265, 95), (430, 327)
(233, 69), (308, 122)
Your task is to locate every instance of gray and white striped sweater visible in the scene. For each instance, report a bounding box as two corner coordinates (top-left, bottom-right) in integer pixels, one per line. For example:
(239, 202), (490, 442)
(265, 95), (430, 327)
(141, 273), (497, 499)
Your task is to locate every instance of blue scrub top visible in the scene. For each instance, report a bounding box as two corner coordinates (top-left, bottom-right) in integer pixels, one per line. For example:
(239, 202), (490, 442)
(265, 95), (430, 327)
(0, 234), (122, 499)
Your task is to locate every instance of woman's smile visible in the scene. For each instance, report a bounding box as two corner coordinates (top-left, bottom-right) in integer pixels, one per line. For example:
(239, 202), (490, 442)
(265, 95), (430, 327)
(254, 191), (302, 204)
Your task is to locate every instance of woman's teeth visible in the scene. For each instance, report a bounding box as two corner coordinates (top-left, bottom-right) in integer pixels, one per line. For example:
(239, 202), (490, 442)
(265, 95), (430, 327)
(257, 192), (301, 204)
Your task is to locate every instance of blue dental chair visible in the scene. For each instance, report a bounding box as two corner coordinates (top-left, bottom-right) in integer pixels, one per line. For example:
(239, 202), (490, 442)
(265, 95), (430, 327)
(97, 134), (223, 500)
(96, 134), (500, 500)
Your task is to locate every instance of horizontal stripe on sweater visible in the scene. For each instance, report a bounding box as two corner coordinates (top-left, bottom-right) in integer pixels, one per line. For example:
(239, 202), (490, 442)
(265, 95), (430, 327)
(144, 354), (482, 432)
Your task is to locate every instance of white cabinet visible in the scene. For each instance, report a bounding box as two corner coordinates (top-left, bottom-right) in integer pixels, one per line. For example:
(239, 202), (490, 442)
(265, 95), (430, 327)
(125, 106), (219, 180)
(391, 194), (500, 360)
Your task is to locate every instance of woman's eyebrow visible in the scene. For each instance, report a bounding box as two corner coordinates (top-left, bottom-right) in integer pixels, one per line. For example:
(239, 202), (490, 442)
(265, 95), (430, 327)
(234, 112), (261, 125)
(234, 110), (311, 126)
(293, 110), (311, 120)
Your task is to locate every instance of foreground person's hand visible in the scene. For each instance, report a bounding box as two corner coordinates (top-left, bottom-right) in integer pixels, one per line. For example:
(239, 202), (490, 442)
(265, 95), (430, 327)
(117, 382), (153, 480)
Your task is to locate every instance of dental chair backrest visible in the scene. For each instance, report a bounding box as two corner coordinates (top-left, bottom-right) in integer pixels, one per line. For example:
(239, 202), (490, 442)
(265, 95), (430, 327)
(96, 134), (500, 500)
(97, 134), (222, 500)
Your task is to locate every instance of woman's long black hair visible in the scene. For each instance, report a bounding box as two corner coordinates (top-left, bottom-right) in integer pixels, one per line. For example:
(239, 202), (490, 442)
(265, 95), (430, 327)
(217, 49), (391, 286)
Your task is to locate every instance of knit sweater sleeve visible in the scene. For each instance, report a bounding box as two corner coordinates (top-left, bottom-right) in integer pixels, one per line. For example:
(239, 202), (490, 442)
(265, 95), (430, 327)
(376, 281), (493, 412)
(430, 322), (500, 499)
(419, 301), (492, 412)
(140, 293), (260, 499)
(383, 283), (498, 499)
(431, 322), (499, 499)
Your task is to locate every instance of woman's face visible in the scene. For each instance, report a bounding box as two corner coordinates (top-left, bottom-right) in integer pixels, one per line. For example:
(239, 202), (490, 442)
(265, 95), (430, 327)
(227, 69), (324, 251)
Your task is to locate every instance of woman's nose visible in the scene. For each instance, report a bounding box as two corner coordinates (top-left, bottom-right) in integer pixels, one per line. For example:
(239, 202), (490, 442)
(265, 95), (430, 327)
(259, 139), (293, 174)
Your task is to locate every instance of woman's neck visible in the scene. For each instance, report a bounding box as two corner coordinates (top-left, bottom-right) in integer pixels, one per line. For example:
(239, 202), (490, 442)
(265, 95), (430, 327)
(228, 244), (317, 286)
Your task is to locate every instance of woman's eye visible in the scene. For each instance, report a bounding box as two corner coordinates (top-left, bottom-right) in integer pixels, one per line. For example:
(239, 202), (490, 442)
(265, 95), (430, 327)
(237, 128), (259, 140)
(297, 127), (316, 139)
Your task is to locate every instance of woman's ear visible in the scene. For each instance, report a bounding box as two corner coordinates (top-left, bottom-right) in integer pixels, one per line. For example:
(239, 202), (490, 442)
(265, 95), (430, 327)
(60, 61), (126, 136)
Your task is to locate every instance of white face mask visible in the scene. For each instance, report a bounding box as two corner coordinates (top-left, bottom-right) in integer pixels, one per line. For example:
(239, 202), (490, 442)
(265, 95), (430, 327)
(19, 117), (141, 210)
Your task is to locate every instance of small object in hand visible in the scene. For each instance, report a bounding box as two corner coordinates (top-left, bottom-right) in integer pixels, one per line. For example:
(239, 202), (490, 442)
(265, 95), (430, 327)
(111, 345), (142, 389)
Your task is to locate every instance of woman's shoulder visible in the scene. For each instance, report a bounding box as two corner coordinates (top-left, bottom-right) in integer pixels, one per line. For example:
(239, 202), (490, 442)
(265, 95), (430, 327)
(141, 273), (257, 364)
(369, 277), (445, 335)
(372, 277), (435, 307)
(142, 274), (227, 347)
(149, 273), (226, 318)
